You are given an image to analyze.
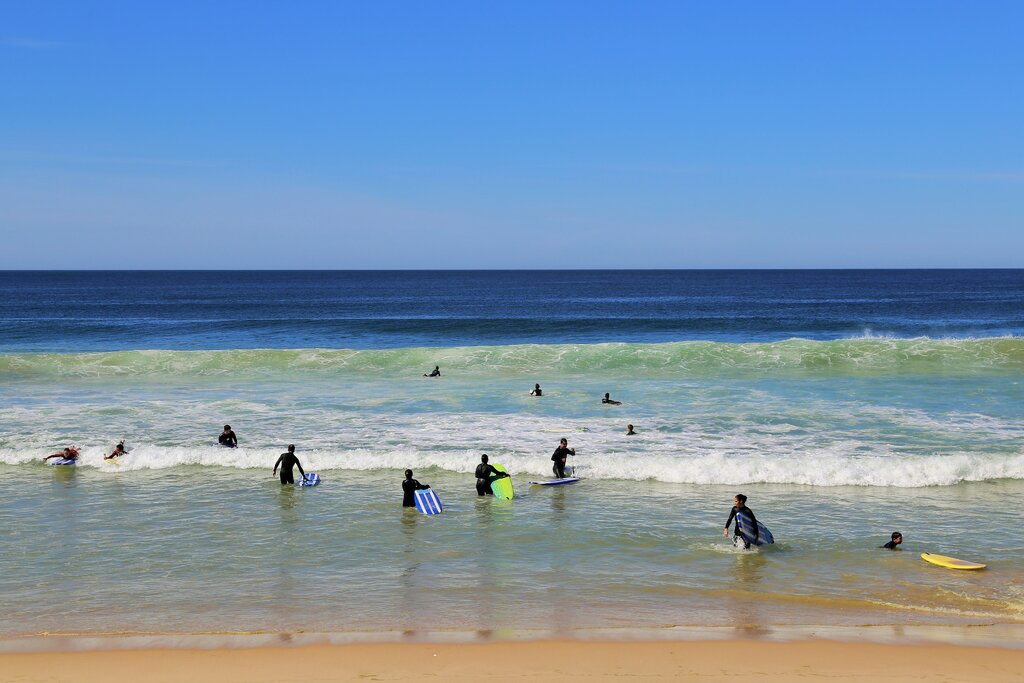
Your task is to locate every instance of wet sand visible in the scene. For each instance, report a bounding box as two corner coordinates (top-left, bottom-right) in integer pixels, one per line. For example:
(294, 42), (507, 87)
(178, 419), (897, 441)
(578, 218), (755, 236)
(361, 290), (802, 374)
(2, 638), (1023, 682)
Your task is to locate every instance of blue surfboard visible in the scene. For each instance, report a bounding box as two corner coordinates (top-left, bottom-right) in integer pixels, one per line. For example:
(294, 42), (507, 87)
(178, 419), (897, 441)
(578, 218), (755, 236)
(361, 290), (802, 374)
(298, 473), (321, 487)
(528, 477), (580, 486)
(414, 488), (442, 515)
(49, 458), (77, 466)
(735, 510), (774, 546)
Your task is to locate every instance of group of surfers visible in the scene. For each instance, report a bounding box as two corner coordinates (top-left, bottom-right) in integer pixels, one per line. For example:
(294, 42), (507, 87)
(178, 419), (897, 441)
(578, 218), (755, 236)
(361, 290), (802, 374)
(41, 366), (902, 552)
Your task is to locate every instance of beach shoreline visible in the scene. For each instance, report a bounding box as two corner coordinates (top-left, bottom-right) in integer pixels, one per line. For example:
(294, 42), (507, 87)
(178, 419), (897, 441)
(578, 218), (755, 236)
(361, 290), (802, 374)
(3, 637), (1023, 682)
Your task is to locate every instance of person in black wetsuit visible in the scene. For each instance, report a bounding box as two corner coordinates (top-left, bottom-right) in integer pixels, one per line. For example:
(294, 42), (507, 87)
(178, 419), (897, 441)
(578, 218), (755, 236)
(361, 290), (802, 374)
(273, 444), (306, 485)
(402, 469), (431, 507)
(551, 438), (575, 479)
(881, 531), (903, 549)
(530, 383), (542, 396)
(219, 425), (238, 448)
(602, 392), (621, 405)
(424, 366), (441, 377)
(474, 453), (508, 495)
(625, 424), (636, 435)
(723, 493), (758, 549)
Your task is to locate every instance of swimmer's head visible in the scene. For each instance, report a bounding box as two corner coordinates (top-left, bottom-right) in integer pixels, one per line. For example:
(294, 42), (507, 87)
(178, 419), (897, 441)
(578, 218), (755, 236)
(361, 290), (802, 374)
(481, 453), (489, 463)
(891, 531), (903, 543)
(735, 494), (747, 506)
(559, 438), (568, 446)
(405, 469), (413, 479)
(287, 444), (295, 452)
(223, 425), (231, 431)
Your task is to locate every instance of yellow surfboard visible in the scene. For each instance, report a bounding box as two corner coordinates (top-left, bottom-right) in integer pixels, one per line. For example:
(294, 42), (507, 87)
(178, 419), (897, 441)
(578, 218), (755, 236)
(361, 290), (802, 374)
(920, 553), (986, 570)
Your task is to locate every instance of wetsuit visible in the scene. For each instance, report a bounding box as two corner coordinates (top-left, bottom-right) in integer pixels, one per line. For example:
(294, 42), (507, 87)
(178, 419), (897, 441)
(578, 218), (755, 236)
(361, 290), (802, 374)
(531, 388), (542, 396)
(551, 446), (574, 478)
(427, 368), (440, 377)
(881, 540), (901, 550)
(274, 452), (305, 485)
(724, 505), (758, 549)
(402, 478), (430, 507)
(475, 463), (504, 495)
(219, 431), (237, 447)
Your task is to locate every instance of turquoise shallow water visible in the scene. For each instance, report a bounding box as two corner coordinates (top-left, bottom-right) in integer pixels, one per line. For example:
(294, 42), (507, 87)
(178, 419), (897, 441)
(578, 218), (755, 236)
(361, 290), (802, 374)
(2, 339), (1023, 637)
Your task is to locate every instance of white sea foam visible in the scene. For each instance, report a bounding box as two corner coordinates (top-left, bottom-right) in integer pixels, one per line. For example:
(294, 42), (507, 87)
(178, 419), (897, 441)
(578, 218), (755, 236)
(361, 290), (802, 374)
(6, 442), (1024, 487)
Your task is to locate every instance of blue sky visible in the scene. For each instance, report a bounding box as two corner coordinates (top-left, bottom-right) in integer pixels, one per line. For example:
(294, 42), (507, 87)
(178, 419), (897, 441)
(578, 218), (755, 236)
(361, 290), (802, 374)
(1, 1), (1022, 268)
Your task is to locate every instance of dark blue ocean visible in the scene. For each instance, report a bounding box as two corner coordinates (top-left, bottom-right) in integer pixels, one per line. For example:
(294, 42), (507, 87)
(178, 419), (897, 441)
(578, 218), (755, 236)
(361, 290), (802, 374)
(2, 269), (1023, 352)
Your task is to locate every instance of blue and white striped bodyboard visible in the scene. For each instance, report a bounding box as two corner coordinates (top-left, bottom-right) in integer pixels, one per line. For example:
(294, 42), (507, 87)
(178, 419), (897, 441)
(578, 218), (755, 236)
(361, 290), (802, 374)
(414, 488), (442, 515)
(735, 510), (774, 546)
(298, 473), (321, 487)
(50, 458), (77, 466)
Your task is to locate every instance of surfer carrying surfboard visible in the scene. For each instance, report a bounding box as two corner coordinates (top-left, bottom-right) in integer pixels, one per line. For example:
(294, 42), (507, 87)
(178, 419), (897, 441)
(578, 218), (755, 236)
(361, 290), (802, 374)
(474, 454), (509, 495)
(551, 438), (575, 478)
(723, 494), (759, 549)
(402, 469), (431, 507)
(272, 445), (306, 485)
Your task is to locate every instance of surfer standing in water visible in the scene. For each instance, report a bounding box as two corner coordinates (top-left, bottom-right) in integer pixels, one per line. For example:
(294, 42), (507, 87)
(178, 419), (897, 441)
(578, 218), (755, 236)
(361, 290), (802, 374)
(723, 493), (759, 549)
(551, 438), (575, 479)
(530, 383), (542, 396)
(273, 445), (306, 485)
(474, 454), (508, 495)
(402, 469), (431, 507)
(219, 425), (238, 448)
(881, 531), (903, 549)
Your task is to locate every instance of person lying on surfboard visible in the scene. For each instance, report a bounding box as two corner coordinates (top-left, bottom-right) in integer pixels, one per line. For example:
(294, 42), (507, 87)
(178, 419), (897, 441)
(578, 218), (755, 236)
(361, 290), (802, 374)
(402, 469), (431, 507)
(43, 447), (79, 463)
(880, 531), (903, 549)
(424, 366), (441, 377)
(474, 454), (509, 495)
(104, 440), (126, 460)
(723, 493), (758, 549)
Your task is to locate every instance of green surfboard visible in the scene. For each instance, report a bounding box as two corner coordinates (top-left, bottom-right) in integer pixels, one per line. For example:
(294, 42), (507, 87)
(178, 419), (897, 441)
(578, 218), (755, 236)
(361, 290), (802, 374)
(490, 464), (514, 500)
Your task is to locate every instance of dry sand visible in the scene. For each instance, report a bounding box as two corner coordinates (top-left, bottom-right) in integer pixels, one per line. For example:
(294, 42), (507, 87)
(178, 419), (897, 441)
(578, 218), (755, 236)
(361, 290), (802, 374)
(2, 638), (1023, 683)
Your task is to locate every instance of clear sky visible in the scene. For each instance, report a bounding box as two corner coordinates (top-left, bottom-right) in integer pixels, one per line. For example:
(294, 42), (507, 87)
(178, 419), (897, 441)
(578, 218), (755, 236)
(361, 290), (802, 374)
(1, 1), (1022, 269)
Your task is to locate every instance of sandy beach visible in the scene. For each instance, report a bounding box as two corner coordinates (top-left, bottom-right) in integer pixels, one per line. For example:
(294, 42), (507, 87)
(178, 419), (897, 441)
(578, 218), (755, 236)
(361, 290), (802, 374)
(3, 638), (1023, 683)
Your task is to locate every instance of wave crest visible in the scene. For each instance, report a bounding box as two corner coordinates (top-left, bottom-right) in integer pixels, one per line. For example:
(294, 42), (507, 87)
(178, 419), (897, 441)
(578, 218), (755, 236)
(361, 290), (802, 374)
(3, 337), (1024, 379)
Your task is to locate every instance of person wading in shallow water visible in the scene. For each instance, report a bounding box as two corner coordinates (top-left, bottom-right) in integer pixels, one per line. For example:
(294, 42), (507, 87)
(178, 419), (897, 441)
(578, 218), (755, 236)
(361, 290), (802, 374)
(273, 445), (306, 485)
(551, 438), (575, 479)
(402, 469), (431, 507)
(474, 454), (509, 496)
(881, 531), (903, 550)
(723, 493), (759, 549)
(219, 425), (238, 448)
